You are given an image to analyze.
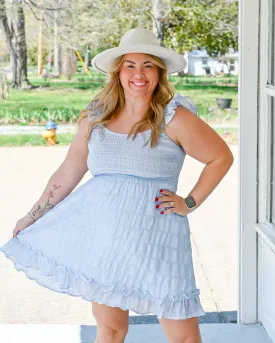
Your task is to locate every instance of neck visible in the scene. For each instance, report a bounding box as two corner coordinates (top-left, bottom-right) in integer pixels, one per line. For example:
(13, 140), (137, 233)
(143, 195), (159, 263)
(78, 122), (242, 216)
(122, 93), (152, 118)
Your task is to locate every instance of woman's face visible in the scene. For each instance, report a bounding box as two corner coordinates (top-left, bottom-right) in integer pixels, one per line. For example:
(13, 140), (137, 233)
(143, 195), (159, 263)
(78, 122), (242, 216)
(119, 53), (159, 97)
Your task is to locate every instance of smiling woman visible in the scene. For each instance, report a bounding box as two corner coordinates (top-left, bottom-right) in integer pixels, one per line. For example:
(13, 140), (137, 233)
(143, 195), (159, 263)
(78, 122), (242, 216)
(0, 28), (234, 343)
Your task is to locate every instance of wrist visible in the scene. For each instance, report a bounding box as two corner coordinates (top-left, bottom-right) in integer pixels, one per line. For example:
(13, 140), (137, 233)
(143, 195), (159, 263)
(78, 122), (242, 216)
(183, 195), (197, 212)
(27, 211), (36, 223)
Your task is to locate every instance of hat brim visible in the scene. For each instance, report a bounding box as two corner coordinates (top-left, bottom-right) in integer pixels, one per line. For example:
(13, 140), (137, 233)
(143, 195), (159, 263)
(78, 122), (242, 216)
(91, 44), (187, 75)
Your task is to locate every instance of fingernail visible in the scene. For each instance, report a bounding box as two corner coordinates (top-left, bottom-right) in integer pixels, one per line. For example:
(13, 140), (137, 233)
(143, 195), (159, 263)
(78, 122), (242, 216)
(156, 205), (160, 208)
(155, 197), (159, 201)
(160, 211), (164, 214)
(160, 189), (163, 193)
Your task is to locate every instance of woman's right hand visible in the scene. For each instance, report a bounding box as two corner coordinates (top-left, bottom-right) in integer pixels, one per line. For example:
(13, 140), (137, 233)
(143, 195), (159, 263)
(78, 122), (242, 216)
(12, 215), (35, 237)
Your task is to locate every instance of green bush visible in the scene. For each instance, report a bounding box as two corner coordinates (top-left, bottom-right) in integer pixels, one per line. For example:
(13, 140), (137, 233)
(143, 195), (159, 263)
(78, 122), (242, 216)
(28, 46), (49, 66)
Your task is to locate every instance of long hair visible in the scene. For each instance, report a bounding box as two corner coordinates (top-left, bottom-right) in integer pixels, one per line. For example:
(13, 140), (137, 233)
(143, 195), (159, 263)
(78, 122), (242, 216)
(77, 54), (175, 148)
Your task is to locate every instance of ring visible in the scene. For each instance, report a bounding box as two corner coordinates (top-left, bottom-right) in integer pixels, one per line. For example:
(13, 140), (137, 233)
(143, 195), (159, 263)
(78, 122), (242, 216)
(169, 201), (174, 207)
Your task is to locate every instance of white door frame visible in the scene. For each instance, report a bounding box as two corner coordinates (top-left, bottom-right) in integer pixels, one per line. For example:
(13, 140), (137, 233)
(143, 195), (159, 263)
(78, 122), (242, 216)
(238, 0), (259, 323)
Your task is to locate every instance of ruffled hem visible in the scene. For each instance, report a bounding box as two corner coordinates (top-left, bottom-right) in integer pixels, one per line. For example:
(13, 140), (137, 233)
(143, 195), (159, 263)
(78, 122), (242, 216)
(0, 237), (206, 319)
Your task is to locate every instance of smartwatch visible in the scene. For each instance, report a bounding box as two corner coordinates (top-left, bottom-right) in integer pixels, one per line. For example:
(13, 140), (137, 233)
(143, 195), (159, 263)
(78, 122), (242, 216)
(184, 195), (197, 209)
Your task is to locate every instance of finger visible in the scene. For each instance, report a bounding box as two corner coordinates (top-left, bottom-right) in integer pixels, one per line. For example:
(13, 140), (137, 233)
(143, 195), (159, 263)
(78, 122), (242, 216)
(155, 195), (174, 202)
(157, 201), (176, 209)
(160, 208), (176, 215)
(159, 189), (174, 196)
(12, 229), (19, 236)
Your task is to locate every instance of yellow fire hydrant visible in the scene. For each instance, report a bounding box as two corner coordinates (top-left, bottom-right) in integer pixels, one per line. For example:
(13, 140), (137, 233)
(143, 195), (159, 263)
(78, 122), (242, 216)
(41, 120), (57, 145)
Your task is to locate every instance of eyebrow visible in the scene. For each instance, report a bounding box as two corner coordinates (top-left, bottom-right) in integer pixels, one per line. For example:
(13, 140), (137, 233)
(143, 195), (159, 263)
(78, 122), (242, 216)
(124, 60), (153, 64)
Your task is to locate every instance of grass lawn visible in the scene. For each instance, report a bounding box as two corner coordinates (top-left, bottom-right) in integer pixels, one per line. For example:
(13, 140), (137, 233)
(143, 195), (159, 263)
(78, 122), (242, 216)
(0, 74), (238, 126)
(0, 133), (75, 146)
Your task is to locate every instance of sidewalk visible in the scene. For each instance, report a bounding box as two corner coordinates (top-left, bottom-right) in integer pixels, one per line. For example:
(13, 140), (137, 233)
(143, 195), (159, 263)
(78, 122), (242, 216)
(0, 145), (237, 325)
(0, 123), (238, 135)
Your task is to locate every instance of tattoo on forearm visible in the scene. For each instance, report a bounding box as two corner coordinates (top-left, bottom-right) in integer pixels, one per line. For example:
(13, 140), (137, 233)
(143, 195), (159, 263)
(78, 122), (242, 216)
(28, 184), (61, 221)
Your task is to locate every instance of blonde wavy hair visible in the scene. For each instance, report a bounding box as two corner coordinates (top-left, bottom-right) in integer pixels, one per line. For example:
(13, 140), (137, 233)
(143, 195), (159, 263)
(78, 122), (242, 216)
(76, 53), (175, 147)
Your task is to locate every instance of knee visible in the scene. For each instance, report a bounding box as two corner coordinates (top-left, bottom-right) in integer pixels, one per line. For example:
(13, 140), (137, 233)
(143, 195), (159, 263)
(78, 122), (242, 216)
(97, 325), (128, 343)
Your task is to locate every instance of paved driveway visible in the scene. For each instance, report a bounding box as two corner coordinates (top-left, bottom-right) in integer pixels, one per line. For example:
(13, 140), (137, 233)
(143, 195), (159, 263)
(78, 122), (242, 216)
(0, 145), (238, 324)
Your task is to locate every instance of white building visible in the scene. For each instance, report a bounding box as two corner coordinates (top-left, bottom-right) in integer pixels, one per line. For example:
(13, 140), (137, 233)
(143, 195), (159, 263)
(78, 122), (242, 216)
(185, 49), (238, 76)
(186, 49), (218, 76)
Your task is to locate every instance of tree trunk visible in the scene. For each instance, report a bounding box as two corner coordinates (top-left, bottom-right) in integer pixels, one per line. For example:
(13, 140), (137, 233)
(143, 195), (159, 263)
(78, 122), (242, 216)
(10, 1), (31, 88)
(54, 6), (62, 76)
(151, 0), (165, 46)
(62, 48), (77, 80)
(0, 0), (18, 87)
(84, 44), (90, 72)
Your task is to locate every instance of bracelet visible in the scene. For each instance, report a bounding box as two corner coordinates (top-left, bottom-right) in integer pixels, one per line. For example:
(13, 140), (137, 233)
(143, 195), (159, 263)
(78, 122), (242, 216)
(27, 212), (36, 222)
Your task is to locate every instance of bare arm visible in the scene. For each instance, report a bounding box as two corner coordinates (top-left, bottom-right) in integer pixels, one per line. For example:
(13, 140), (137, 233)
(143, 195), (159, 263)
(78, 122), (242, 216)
(27, 117), (90, 222)
(168, 106), (234, 210)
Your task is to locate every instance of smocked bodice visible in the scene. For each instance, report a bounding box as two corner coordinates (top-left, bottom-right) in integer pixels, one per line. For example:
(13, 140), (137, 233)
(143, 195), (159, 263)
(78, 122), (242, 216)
(87, 93), (197, 185)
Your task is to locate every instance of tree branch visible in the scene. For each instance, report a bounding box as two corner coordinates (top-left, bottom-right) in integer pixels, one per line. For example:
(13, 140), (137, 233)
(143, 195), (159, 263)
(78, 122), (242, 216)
(26, 0), (65, 11)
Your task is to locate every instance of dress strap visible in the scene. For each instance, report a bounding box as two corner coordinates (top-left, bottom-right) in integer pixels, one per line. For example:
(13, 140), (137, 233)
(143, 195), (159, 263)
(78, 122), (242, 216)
(163, 93), (198, 125)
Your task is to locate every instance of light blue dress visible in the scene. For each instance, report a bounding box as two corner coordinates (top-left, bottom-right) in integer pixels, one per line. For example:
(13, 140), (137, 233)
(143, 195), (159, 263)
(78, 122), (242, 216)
(0, 93), (206, 320)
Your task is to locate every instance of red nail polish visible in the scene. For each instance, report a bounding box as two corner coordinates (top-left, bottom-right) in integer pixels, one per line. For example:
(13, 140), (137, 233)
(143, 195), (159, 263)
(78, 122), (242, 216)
(160, 211), (164, 214)
(156, 205), (160, 208)
(155, 197), (159, 201)
(160, 189), (163, 193)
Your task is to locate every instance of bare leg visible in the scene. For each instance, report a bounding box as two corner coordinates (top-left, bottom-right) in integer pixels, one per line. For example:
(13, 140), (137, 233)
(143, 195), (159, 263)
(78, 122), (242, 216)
(92, 302), (129, 343)
(158, 316), (202, 343)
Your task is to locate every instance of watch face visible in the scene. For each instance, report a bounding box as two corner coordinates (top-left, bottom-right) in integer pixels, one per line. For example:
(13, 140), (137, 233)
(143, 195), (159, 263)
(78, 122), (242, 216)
(185, 196), (196, 208)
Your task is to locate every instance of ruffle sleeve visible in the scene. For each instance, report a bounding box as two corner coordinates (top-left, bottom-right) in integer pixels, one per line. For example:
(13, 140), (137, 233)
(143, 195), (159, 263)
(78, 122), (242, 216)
(86, 99), (104, 121)
(163, 93), (198, 125)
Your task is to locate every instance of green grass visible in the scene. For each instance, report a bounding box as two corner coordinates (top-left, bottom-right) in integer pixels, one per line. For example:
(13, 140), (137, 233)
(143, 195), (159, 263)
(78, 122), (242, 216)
(0, 133), (75, 146)
(0, 74), (238, 125)
(0, 88), (97, 124)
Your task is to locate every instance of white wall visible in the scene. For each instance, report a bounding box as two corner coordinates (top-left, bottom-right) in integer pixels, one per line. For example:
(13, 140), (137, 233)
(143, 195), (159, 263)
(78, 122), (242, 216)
(258, 238), (275, 342)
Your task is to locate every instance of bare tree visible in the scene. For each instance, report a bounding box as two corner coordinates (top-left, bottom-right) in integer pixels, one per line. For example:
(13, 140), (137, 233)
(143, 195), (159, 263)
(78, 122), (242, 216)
(151, 0), (166, 46)
(54, 0), (62, 76)
(0, 0), (30, 88)
(10, 0), (30, 87)
(0, 0), (18, 86)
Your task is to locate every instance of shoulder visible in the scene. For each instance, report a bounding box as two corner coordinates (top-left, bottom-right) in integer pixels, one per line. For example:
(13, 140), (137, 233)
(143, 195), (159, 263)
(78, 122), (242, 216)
(163, 93), (198, 125)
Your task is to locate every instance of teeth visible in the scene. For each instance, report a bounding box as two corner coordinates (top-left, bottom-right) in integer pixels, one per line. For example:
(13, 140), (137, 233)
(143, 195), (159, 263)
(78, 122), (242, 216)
(133, 82), (146, 86)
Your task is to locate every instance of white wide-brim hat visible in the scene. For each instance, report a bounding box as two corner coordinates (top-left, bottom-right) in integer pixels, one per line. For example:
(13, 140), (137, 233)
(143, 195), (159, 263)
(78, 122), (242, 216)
(91, 28), (187, 75)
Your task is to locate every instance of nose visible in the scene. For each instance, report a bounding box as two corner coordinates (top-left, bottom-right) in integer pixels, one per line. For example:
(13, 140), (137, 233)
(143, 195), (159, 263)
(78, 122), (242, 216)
(133, 65), (147, 76)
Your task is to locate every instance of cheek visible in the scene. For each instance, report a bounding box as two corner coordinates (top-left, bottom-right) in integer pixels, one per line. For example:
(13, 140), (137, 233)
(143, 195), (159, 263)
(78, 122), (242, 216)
(148, 70), (159, 85)
(119, 69), (132, 86)
(120, 68), (131, 78)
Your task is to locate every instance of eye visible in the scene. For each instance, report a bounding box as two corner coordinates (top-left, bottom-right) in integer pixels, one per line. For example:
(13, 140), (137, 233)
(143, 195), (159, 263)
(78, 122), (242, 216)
(127, 65), (134, 68)
(145, 65), (153, 68)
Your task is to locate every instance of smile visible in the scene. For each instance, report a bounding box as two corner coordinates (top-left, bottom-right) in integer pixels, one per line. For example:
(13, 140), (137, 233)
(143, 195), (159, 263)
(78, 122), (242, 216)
(131, 81), (147, 87)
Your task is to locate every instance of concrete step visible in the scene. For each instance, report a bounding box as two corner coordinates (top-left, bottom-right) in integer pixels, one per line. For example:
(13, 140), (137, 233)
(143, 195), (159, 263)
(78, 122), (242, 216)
(0, 323), (272, 343)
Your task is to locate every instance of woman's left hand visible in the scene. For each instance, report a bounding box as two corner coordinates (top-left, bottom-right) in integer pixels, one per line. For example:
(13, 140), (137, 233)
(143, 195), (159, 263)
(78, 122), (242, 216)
(155, 189), (194, 216)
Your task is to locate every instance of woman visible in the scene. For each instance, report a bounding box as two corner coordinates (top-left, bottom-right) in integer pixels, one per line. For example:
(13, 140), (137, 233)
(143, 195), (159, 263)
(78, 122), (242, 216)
(0, 28), (234, 343)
